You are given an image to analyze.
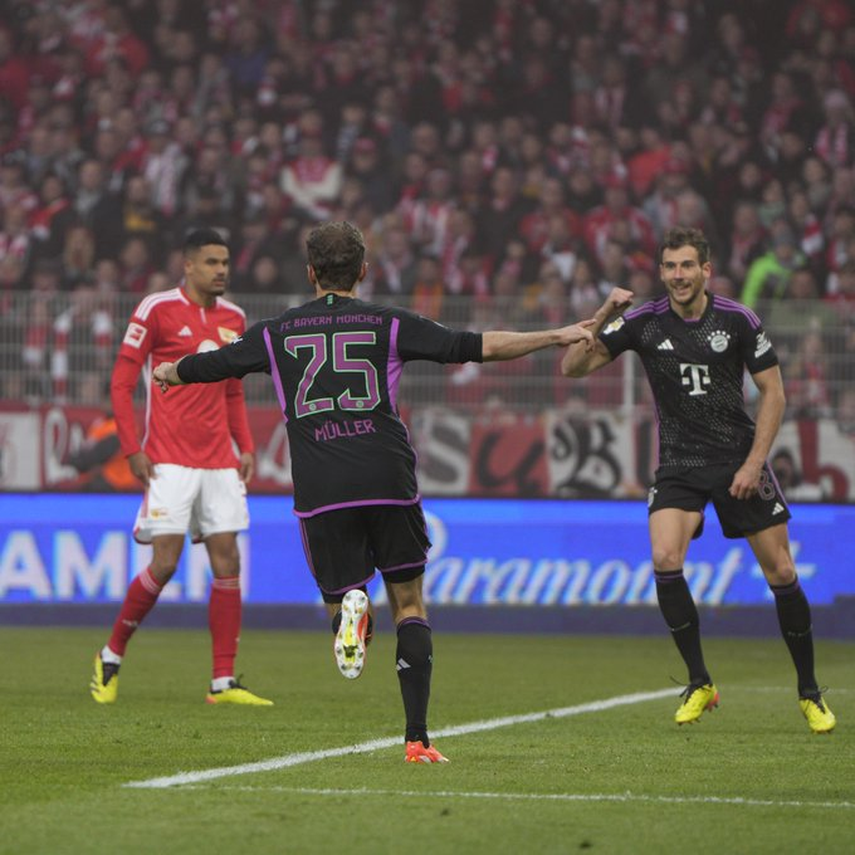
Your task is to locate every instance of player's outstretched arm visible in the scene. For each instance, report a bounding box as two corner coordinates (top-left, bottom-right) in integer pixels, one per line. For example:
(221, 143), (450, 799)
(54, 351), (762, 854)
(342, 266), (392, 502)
(561, 287), (633, 378)
(153, 358), (187, 392)
(481, 320), (596, 362)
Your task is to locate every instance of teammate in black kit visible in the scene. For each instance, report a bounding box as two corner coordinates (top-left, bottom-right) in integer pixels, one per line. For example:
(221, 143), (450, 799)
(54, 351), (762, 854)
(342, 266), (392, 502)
(153, 220), (597, 761)
(562, 227), (835, 734)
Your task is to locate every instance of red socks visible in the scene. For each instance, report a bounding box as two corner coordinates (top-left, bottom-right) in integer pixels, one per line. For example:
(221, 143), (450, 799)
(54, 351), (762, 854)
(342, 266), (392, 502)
(209, 575), (242, 679)
(107, 567), (163, 656)
(107, 569), (242, 681)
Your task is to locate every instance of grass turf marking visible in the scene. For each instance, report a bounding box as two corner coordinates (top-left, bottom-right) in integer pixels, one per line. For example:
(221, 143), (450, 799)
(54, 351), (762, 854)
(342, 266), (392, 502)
(124, 688), (675, 789)
(175, 785), (855, 811)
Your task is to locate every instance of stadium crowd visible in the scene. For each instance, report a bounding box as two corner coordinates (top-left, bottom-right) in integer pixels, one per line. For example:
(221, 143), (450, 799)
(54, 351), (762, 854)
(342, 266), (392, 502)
(0, 0), (854, 418)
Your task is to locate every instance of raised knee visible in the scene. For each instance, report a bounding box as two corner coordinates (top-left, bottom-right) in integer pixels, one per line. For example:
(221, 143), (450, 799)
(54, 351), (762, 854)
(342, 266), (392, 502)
(652, 547), (684, 572)
(764, 564), (797, 587)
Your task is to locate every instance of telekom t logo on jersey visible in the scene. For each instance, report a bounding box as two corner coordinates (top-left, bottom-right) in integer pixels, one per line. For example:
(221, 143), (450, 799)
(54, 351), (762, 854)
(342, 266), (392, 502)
(680, 363), (711, 396)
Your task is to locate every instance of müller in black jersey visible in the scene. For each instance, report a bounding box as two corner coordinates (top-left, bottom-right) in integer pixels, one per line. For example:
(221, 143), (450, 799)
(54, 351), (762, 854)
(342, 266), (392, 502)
(154, 220), (597, 763)
(174, 292), (482, 516)
(599, 292), (780, 471)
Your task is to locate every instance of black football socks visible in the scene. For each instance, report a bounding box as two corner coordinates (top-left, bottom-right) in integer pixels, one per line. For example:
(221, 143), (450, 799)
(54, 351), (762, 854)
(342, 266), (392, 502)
(655, 569), (711, 685)
(396, 618), (433, 746)
(771, 578), (818, 695)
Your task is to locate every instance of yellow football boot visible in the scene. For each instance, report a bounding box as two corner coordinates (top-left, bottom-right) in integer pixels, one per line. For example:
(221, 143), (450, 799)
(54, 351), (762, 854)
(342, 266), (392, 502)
(90, 653), (120, 704)
(799, 694), (836, 734)
(205, 678), (273, 706)
(675, 682), (719, 724)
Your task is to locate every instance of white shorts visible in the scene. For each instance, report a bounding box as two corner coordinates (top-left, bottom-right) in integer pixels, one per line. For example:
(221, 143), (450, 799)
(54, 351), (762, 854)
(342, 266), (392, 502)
(133, 464), (249, 544)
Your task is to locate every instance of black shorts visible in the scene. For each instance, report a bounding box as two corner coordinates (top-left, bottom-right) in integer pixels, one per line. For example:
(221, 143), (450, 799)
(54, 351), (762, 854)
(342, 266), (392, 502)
(648, 461), (792, 539)
(299, 502), (431, 603)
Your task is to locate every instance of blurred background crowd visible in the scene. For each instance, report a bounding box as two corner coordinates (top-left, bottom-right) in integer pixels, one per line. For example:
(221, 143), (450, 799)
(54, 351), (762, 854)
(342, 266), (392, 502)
(0, 0), (854, 425)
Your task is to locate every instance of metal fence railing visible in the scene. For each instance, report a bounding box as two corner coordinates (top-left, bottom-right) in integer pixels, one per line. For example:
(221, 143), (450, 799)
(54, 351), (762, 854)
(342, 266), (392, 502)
(1, 291), (853, 422)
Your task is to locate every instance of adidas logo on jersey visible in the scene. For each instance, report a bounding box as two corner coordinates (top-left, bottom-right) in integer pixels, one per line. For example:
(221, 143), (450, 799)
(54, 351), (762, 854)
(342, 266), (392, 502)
(178, 326), (193, 337)
(657, 339), (674, 351)
(773, 503), (785, 515)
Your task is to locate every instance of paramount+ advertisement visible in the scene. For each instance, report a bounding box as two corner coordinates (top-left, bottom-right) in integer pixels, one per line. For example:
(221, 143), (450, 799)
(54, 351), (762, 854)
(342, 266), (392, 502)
(0, 494), (852, 608)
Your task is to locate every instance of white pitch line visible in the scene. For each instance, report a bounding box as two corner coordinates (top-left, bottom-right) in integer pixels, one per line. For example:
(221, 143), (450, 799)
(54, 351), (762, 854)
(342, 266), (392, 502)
(124, 688), (674, 789)
(176, 785), (855, 811)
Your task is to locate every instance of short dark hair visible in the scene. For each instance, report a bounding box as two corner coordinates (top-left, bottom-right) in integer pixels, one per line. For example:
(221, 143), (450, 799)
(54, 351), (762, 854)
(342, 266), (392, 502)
(659, 227), (710, 265)
(306, 221), (365, 289)
(183, 228), (228, 255)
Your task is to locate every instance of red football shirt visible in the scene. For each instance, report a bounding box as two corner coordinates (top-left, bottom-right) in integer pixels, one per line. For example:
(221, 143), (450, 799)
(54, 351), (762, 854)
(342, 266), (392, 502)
(112, 287), (254, 468)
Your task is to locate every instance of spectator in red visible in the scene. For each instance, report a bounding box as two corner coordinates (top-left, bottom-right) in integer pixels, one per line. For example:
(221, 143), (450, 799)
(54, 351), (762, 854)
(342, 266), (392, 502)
(20, 294), (53, 401)
(520, 176), (581, 256)
(825, 204), (855, 291)
(0, 152), (37, 214)
(627, 125), (673, 199)
(402, 166), (456, 257)
(83, 5), (150, 78)
(0, 26), (31, 111)
(785, 326), (834, 419)
(541, 212), (581, 283)
(825, 259), (855, 314)
(787, 1), (852, 43)
(0, 200), (34, 274)
(759, 71), (808, 156)
(440, 208), (480, 291)
(16, 76), (53, 150)
(583, 175), (656, 266)
(280, 112), (342, 221)
(814, 89), (854, 169)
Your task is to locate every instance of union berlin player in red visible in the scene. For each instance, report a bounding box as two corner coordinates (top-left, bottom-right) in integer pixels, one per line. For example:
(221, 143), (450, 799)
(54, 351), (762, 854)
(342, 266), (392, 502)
(90, 228), (272, 706)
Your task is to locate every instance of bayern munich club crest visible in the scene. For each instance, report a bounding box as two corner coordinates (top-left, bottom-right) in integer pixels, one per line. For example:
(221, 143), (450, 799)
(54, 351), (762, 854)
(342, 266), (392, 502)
(707, 330), (731, 353)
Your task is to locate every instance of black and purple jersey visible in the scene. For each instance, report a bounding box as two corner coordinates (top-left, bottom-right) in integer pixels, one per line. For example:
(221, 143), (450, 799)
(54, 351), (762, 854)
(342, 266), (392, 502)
(599, 293), (779, 471)
(176, 293), (482, 515)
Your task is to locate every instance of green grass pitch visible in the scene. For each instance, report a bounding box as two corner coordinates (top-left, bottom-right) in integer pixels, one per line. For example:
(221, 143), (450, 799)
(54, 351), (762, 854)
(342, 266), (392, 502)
(0, 626), (852, 854)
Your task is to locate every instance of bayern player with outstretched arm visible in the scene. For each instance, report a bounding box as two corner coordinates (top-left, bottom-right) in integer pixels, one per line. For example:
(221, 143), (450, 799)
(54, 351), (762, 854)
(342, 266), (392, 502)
(562, 226), (835, 734)
(152, 221), (597, 761)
